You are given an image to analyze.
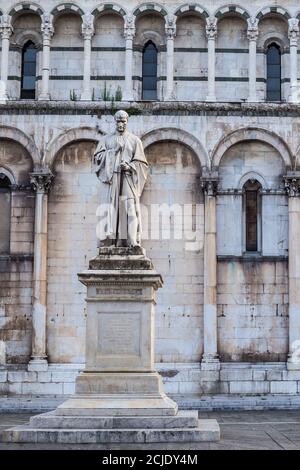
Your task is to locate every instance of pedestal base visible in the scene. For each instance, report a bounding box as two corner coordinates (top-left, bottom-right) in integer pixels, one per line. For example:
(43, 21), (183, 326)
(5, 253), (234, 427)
(28, 358), (48, 372)
(2, 416), (220, 443)
(2, 247), (220, 443)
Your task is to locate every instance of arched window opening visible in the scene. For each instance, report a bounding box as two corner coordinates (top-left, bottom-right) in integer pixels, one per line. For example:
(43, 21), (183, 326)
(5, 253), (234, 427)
(244, 179), (262, 253)
(142, 41), (158, 100)
(0, 174), (11, 254)
(266, 43), (281, 101)
(21, 41), (37, 99)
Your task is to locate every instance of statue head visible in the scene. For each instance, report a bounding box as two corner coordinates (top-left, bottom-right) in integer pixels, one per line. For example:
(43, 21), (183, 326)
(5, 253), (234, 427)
(114, 110), (129, 134)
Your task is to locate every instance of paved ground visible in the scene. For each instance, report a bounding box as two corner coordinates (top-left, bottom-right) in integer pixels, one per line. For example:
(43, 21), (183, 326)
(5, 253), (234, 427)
(0, 410), (300, 450)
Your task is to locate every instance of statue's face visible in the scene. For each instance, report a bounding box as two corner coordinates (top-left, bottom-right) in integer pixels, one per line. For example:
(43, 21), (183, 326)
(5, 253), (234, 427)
(116, 118), (127, 134)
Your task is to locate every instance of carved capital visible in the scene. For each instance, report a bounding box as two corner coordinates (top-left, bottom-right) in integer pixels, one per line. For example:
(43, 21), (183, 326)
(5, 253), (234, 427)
(206, 17), (217, 40)
(200, 173), (219, 196)
(81, 13), (94, 40)
(30, 169), (54, 193)
(124, 15), (135, 40)
(247, 17), (259, 42)
(288, 18), (299, 46)
(41, 14), (54, 41)
(165, 15), (176, 39)
(284, 174), (300, 197)
(0, 15), (13, 40)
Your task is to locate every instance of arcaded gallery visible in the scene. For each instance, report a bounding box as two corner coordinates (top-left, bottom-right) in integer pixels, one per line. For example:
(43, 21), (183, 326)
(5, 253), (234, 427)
(1, 0), (300, 420)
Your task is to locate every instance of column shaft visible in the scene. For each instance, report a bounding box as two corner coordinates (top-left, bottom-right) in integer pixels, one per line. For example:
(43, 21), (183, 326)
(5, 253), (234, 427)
(285, 175), (300, 370)
(206, 18), (217, 102)
(82, 36), (92, 100)
(28, 171), (53, 372)
(166, 36), (174, 100)
(201, 176), (219, 370)
(41, 39), (51, 99)
(288, 19), (299, 103)
(124, 15), (135, 101)
(0, 15), (13, 103)
(124, 36), (134, 100)
(81, 14), (94, 101)
(39, 14), (54, 100)
(247, 18), (259, 102)
(165, 15), (176, 100)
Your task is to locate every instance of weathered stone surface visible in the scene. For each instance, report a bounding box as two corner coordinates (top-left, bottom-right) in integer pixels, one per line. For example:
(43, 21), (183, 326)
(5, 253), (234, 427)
(29, 410), (198, 429)
(1, 419), (220, 443)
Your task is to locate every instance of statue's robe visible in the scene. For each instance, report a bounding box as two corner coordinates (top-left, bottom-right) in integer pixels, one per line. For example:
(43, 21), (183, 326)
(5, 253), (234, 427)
(93, 131), (148, 244)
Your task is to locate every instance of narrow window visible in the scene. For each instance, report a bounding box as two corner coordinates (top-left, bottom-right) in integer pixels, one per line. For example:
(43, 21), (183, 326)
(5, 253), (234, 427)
(142, 41), (158, 100)
(21, 41), (37, 99)
(266, 43), (281, 101)
(244, 180), (261, 252)
(0, 174), (11, 254)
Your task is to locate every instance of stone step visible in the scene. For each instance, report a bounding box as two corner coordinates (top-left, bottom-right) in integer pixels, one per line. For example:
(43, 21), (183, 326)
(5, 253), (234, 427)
(29, 410), (198, 429)
(1, 419), (220, 443)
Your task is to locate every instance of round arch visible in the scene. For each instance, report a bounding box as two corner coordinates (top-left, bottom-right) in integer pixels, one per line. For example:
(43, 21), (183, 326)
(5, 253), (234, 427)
(92, 3), (127, 18)
(0, 126), (39, 165)
(133, 3), (168, 18)
(0, 166), (16, 185)
(44, 127), (102, 168)
(294, 143), (300, 169)
(238, 171), (268, 190)
(255, 6), (291, 22)
(212, 127), (293, 170)
(51, 3), (84, 18)
(142, 128), (209, 169)
(14, 29), (41, 48)
(174, 4), (209, 19)
(9, 2), (44, 19)
(214, 4), (250, 20)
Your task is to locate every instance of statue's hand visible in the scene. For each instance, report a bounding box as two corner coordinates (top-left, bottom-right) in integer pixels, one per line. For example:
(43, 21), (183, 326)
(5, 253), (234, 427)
(120, 161), (131, 172)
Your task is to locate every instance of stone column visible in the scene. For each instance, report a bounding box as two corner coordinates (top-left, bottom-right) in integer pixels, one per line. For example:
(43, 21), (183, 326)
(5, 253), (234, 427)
(247, 17), (259, 102)
(165, 15), (176, 101)
(81, 14), (94, 101)
(123, 15), (135, 101)
(38, 14), (54, 101)
(201, 173), (220, 370)
(288, 18), (299, 103)
(0, 15), (13, 104)
(284, 174), (300, 370)
(206, 17), (217, 102)
(28, 169), (54, 372)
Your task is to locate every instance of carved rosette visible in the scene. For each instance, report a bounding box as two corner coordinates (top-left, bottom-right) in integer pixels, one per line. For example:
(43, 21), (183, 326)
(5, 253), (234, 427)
(81, 13), (94, 40)
(41, 14), (54, 42)
(284, 175), (300, 197)
(247, 17), (259, 42)
(201, 174), (219, 196)
(165, 15), (176, 39)
(124, 15), (135, 41)
(288, 18), (300, 47)
(0, 15), (13, 40)
(30, 170), (54, 193)
(206, 17), (217, 40)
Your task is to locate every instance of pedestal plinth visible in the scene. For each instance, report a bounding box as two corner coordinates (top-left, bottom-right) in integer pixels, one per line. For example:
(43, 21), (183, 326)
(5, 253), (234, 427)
(59, 247), (177, 417)
(2, 248), (220, 443)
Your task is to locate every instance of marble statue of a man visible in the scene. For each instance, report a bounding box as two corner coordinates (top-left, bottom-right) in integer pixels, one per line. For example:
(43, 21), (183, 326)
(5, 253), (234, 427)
(93, 110), (148, 247)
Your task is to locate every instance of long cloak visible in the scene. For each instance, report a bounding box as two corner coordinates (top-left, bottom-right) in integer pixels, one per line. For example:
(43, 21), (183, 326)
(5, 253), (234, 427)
(93, 131), (148, 244)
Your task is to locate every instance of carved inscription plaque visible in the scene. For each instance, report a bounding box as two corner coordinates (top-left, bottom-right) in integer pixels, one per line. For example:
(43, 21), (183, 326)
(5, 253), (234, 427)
(98, 312), (141, 356)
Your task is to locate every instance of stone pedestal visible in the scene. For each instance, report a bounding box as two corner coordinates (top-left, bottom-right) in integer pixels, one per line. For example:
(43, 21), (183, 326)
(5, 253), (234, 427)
(2, 247), (220, 443)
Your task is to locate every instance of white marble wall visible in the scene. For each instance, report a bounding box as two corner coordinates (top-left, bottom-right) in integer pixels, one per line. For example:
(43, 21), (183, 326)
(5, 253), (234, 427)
(1, 1), (299, 102)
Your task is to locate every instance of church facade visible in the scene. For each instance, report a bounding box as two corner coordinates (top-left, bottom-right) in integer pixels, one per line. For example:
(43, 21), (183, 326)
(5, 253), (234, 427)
(1, 0), (300, 401)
